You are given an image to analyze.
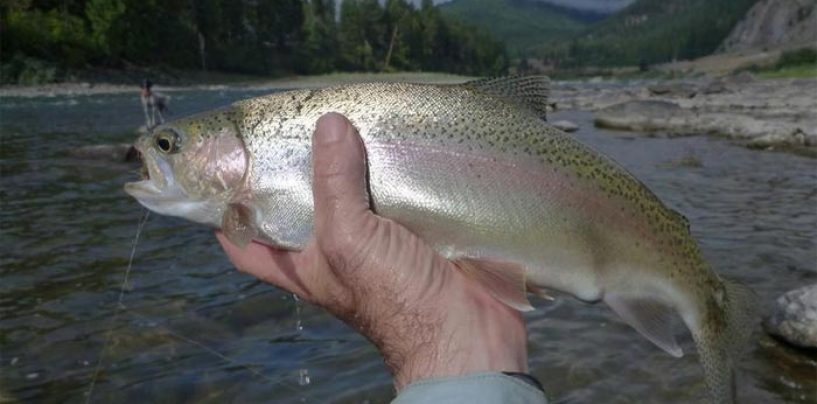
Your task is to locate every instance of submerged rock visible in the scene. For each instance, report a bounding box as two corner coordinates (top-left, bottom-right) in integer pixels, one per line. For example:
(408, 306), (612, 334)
(764, 284), (817, 349)
(68, 143), (139, 163)
(552, 120), (579, 132)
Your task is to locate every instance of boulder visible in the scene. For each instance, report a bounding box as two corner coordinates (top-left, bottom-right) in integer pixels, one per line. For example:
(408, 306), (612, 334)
(725, 71), (756, 85)
(763, 284), (817, 349)
(552, 120), (579, 132)
(747, 129), (808, 149)
(593, 100), (691, 132)
(647, 82), (698, 98)
(700, 79), (730, 95)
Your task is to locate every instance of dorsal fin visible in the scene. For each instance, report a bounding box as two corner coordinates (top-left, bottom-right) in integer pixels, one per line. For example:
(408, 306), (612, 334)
(461, 76), (550, 119)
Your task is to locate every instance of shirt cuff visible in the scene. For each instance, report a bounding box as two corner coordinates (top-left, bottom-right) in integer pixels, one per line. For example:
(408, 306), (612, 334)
(391, 372), (548, 404)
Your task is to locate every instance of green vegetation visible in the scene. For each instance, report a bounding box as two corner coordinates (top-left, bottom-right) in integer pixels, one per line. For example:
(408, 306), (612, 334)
(439, 0), (591, 56)
(440, 0), (758, 68)
(756, 48), (817, 78)
(553, 0), (758, 67)
(776, 48), (817, 69)
(1, 0), (508, 85)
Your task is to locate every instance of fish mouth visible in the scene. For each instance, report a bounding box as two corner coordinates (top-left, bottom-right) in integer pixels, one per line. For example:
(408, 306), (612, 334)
(123, 146), (224, 226)
(124, 142), (172, 201)
(138, 155), (149, 180)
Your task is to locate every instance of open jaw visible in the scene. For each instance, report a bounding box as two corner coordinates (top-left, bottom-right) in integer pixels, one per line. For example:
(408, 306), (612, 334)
(125, 148), (184, 212)
(124, 148), (228, 227)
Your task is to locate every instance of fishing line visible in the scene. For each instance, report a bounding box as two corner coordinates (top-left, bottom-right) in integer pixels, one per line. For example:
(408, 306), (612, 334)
(121, 309), (282, 386)
(85, 209), (150, 403)
(85, 210), (295, 401)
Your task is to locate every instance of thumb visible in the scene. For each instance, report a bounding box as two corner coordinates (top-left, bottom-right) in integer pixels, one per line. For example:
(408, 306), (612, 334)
(311, 113), (371, 243)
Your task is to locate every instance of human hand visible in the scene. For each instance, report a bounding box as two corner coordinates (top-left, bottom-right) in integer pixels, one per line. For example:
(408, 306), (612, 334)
(216, 113), (528, 389)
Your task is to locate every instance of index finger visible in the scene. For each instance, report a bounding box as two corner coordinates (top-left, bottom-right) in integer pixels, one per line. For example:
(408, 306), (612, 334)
(216, 231), (313, 298)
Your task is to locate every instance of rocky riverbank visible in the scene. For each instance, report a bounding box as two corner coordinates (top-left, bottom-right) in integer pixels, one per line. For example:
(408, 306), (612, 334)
(550, 74), (817, 157)
(0, 72), (472, 98)
(6, 72), (816, 158)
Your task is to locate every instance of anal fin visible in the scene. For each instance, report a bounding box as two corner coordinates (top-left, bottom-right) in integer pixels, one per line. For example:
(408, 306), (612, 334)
(453, 258), (534, 312)
(222, 203), (258, 248)
(604, 293), (683, 358)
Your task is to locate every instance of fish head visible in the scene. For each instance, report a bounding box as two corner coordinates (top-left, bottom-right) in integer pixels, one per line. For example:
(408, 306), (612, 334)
(124, 108), (247, 227)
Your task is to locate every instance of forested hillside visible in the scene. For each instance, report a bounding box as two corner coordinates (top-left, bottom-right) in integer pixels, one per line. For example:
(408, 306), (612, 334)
(539, 0), (760, 66)
(439, 0), (761, 67)
(1, 0), (508, 84)
(440, 0), (595, 56)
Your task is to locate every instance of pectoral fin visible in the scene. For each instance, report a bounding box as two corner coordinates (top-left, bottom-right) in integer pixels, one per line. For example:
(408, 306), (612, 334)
(222, 203), (258, 248)
(453, 258), (534, 312)
(604, 293), (683, 358)
(527, 285), (556, 301)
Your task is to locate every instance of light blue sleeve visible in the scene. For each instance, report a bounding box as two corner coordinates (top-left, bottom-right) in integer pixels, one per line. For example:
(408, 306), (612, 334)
(391, 372), (548, 404)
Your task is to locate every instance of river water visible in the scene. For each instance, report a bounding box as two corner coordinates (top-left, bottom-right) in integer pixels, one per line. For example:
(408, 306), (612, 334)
(1, 87), (815, 403)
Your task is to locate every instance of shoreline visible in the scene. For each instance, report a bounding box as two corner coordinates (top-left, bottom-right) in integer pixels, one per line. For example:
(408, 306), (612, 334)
(0, 72), (473, 98)
(4, 71), (815, 157)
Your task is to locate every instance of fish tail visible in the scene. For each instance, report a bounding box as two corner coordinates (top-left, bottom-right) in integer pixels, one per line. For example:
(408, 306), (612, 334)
(690, 279), (756, 403)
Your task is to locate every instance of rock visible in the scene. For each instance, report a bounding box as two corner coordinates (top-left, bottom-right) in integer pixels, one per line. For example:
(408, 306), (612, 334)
(700, 79), (730, 95)
(647, 82), (698, 98)
(551, 77), (817, 156)
(67, 143), (139, 163)
(747, 129), (808, 149)
(764, 284), (817, 349)
(552, 120), (579, 132)
(718, 0), (817, 53)
(593, 100), (691, 132)
(725, 71), (756, 85)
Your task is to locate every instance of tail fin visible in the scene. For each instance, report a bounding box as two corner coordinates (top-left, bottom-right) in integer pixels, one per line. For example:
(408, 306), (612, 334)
(691, 279), (756, 403)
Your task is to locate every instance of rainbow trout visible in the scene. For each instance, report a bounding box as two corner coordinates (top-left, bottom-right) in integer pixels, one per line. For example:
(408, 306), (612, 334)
(124, 77), (753, 402)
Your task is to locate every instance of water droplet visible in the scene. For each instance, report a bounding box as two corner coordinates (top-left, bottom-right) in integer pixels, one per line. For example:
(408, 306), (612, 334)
(298, 368), (310, 386)
(10, 357), (18, 365)
(26, 372), (39, 380)
(293, 294), (304, 333)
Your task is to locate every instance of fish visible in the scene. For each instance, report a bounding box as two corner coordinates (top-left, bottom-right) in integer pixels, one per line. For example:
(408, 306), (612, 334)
(124, 76), (754, 403)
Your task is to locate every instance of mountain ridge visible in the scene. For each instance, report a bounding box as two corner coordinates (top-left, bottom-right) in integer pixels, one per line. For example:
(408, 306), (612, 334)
(441, 0), (762, 66)
(439, 0), (593, 56)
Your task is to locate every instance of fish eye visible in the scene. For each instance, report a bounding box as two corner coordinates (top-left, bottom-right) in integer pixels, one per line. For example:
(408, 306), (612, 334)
(154, 130), (181, 154)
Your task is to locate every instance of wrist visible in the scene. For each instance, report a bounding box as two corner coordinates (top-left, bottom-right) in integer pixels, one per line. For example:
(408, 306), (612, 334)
(390, 275), (528, 390)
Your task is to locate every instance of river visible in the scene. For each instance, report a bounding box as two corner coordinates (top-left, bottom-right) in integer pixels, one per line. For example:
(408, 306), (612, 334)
(1, 86), (815, 403)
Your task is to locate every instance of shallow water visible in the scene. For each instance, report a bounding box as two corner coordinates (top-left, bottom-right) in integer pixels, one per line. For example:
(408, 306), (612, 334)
(1, 88), (815, 403)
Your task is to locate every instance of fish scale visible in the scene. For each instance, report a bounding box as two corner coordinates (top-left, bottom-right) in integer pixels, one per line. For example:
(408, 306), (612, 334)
(125, 76), (754, 403)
